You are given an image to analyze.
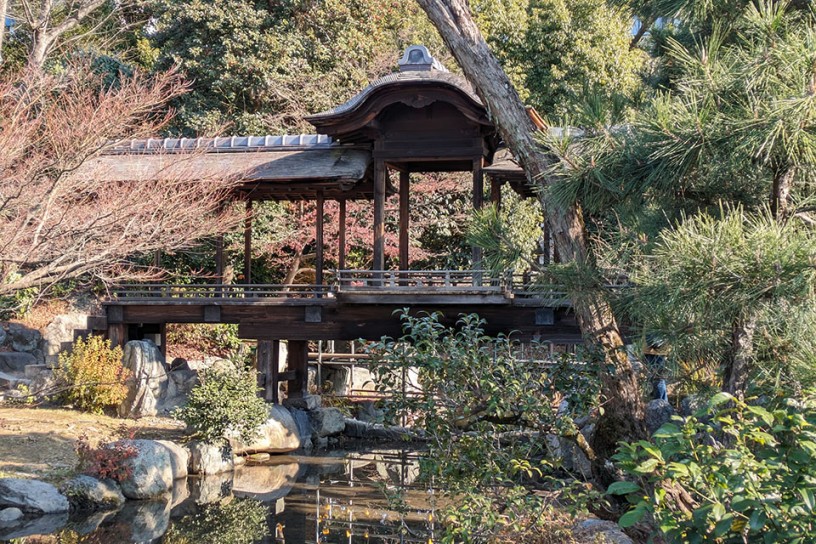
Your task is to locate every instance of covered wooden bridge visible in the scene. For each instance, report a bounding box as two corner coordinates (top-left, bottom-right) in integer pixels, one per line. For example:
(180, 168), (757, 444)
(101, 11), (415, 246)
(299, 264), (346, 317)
(87, 46), (579, 403)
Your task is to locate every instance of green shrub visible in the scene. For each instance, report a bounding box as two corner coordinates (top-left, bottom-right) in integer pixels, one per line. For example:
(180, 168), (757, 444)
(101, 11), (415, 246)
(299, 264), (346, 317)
(612, 392), (816, 543)
(174, 366), (267, 444)
(55, 336), (129, 413)
(368, 311), (602, 542)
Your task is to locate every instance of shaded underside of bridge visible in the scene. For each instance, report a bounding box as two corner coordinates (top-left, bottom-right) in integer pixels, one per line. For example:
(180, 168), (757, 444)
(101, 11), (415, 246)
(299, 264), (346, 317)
(105, 291), (579, 343)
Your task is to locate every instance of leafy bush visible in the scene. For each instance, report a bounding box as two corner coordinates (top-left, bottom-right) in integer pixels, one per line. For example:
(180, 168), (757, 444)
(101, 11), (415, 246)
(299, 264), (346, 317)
(612, 392), (816, 543)
(368, 311), (602, 542)
(75, 431), (138, 483)
(55, 335), (129, 413)
(174, 366), (267, 444)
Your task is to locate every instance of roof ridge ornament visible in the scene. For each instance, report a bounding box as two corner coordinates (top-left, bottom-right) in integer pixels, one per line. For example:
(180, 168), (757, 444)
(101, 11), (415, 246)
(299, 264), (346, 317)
(398, 45), (447, 73)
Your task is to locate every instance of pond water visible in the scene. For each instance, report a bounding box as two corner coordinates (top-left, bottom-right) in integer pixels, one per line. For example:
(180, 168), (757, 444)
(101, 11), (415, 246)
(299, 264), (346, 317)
(1, 447), (440, 544)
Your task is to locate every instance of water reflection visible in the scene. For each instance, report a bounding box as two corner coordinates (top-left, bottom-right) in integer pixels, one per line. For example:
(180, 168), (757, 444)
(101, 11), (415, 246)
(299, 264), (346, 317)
(1, 448), (437, 543)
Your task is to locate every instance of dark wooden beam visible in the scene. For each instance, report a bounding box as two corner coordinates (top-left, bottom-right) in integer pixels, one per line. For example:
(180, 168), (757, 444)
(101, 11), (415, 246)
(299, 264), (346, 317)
(258, 340), (272, 402)
(287, 340), (309, 399)
(373, 159), (386, 272)
(338, 199), (347, 272)
(243, 200), (253, 284)
(315, 192), (324, 288)
(472, 158), (484, 274)
(399, 171), (410, 271)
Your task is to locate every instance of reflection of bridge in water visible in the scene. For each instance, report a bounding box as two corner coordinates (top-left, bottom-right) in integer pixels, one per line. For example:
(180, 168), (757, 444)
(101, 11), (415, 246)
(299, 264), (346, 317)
(91, 46), (583, 406)
(230, 448), (436, 544)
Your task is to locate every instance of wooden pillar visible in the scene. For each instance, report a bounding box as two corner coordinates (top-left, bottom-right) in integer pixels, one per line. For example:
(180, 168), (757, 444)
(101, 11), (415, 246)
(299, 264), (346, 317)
(214, 234), (225, 296)
(258, 340), (279, 403)
(243, 200), (252, 284)
(107, 323), (125, 349)
(491, 179), (502, 210)
(287, 340), (309, 399)
(399, 171), (410, 272)
(373, 160), (386, 272)
(472, 158), (484, 278)
(215, 234), (224, 281)
(338, 199), (347, 273)
(153, 250), (161, 269)
(315, 192), (324, 288)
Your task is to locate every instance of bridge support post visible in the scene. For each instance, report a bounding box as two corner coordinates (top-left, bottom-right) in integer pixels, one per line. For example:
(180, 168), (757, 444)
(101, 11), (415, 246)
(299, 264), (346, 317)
(257, 340), (279, 403)
(287, 340), (309, 400)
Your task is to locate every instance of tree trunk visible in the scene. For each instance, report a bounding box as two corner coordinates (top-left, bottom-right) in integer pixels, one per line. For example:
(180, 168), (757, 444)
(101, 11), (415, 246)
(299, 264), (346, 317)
(771, 166), (795, 222)
(0, 0), (8, 65)
(724, 314), (758, 397)
(416, 0), (646, 475)
(29, 29), (50, 69)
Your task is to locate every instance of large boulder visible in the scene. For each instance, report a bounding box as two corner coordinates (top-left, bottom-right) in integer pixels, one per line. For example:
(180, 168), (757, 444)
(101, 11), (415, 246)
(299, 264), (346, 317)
(646, 399), (675, 435)
(574, 518), (634, 544)
(157, 369), (199, 415)
(43, 314), (88, 368)
(7, 324), (41, 354)
(0, 478), (69, 514)
(232, 463), (300, 501)
(308, 407), (345, 438)
(188, 441), (234, 475)
(60, 476), (125, 511)
(155, 441), (189, 480)
(231, 405), (301, 455)
(115, 440), (174, 500)
(118, 340), (168, 419)
(24, 365), (55, 399)
(343, 418), (415, 441)
(0, 352), (36, 374)
(323, 366), (377, 396)
(0, 371), (29, 389)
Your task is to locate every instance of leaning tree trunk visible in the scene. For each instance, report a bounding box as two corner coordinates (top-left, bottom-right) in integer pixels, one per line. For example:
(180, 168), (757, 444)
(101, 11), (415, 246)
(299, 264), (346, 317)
(724, 313), (758, 398)
(415, 0), (647, 476)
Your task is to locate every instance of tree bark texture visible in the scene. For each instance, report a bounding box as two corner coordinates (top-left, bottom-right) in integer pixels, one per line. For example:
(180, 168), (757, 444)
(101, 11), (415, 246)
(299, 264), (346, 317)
(724, 314), (758, 397)
(415, 0), (646, 473)
(0, 0), (8, 65)
(771, 166), (795, 222)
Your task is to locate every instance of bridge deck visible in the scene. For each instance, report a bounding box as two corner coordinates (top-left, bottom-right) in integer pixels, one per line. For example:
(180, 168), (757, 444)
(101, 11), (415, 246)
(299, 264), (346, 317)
(103, 270), (578, 343)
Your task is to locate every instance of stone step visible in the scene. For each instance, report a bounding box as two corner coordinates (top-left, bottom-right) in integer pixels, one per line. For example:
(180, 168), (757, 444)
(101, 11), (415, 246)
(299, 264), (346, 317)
(0, 352), (37, 373)
(0, 371), (31, 389)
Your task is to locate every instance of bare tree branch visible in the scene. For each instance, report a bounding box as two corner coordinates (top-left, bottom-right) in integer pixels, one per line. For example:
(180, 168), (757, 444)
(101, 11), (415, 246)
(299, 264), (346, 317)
(0, 64), (243, 296)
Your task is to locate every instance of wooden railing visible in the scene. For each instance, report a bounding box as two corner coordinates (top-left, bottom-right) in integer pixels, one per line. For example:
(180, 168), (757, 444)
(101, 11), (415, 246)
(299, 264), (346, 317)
(110, 283), (333, 300)
(107, 270), (614, 304)
(335, 269), (507, 289)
